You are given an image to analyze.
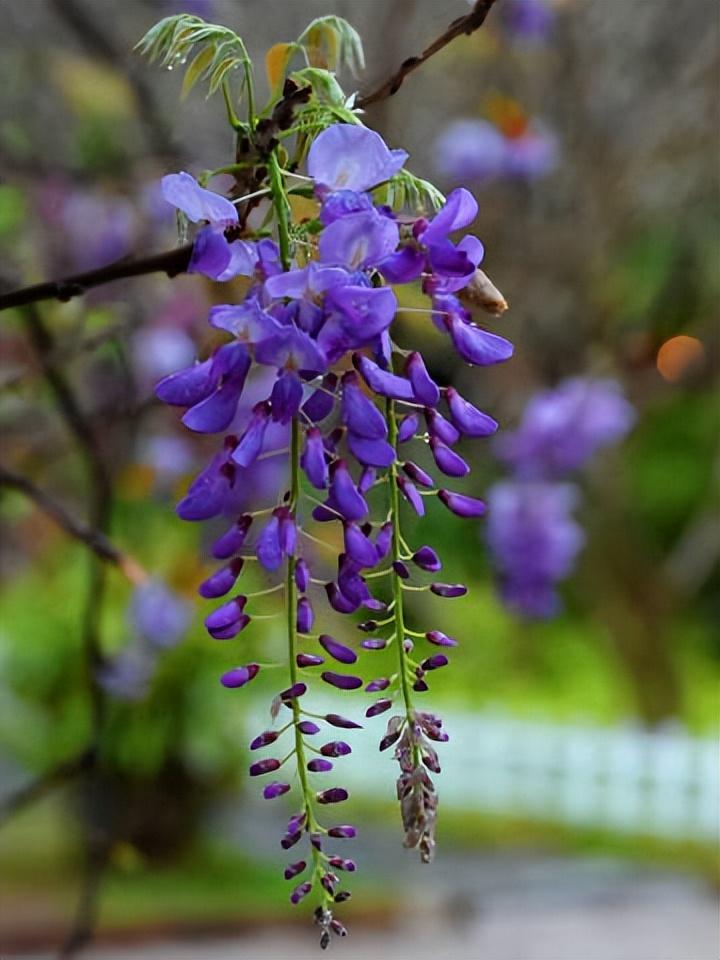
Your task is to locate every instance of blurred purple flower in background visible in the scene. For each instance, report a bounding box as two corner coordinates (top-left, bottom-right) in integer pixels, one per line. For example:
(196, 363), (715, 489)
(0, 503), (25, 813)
(434, 117), (559, 185)
(486, 378), (634, 618)
(486, 481), (584, 619)
(501, 0), (555, 42)
(496, 377), (637, 479)
(98, 579), (190, 700)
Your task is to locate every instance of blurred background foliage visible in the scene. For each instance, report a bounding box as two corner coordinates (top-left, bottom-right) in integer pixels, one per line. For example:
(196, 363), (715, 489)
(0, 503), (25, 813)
(0, 0), (718, 954)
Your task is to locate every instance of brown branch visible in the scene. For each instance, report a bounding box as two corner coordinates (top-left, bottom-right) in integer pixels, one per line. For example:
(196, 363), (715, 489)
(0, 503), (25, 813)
(0, 749), (96, 826)
(0, 3), (499, 313)
(356, 0), (500, 109)
(0, 466), (146, 582)
(0, 244), (193, 312)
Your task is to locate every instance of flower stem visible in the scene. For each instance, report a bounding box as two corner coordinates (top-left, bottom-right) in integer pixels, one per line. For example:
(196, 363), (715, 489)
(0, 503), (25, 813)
(387, 399), (419, 754)
(271, 157), (331, 910)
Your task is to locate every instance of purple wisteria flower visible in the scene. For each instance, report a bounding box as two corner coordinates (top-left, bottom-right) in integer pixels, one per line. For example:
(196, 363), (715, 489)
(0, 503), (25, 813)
(486, 480), (585, 618)
(495, 377), (636, 478)
(434, 117), (559, 185)
(487, 378), (634, 618)
(153, 104), (513, 938)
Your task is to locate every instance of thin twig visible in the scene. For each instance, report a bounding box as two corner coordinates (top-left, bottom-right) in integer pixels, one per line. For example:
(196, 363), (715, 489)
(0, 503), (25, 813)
(356, 0), (500, 109)
(0, 749), (96, 826)
(0, 244), (193, 311)
(0, 465), (146, 582)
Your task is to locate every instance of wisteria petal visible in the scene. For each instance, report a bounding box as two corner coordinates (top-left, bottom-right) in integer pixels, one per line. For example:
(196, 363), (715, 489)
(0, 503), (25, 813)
(308, 125), (408, 193)
(161, 172), (238, 225)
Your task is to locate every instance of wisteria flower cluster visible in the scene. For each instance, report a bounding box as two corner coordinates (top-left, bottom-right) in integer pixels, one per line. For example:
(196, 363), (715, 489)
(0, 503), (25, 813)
(141, 12), (512, 946)
(486, 378), (635, 618)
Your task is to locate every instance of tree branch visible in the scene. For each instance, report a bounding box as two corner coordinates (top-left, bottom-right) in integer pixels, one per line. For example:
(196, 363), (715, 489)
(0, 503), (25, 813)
(0, 244), (193, 312)
(356, 0), (500, 109)
(0, 2), (500, 313)
(0, 465), (146, 582)
(0, 749), (96, 826)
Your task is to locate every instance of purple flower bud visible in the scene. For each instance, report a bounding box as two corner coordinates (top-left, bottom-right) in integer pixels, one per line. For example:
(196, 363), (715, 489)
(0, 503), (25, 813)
(310, 832), (323, 850)
(321, 872), (338, 895)
(284, 860), (306, 880)
(296, 652), (324, 668)
(430, 582), (467, 598)
(405, 352), (440, 406)
(250, 730), (279, 750)
(302, 373), (337, 422)
(308, 758), (333, 772)
(287, 811), (307, 834)
(280, 682), (307, 700)
(290, 880), (312, 904)
(430, 437), (470, 477)
(344, 522), (379, 568)
(207, 615), (250, 640)
(232, 401), (271, 468)
(281, 828), (302, 847)
(297, 720), (320, 735)
(320, 741), (352, 757)
(294, 559), (310, 593)
(358, 466), (376, 493)
(353, 353), (415, 401)
(334, 891), (352, 903)
(361, 637), (387, 650)
(328, 825), (357, 839)
(438, 488), (487, 518)
(422, 654), (449, 670)
(397, 477), (425, 516)
(413, 678), (429, 692)
(220, 663), (259, 689)
(445, 386), (498, 437)
(296, 597), (314, 634)
(198, 558), (244, 599)
(328, 856), (356, 872)
(249, 758), (281, 776)
(319, 634), (358, 665)
(392, 560), (410, 579)
(403, 638), (414, 653)
(426, 630), (458, 647)
(204, 595), (247, 632)
(211, 515), (252, 560)
(324, 714), (363, 729)
(317, 788), (349, 804)
(398, 413), (419, 443)
(402, 461), (434, 488)
(426, 408), (460, 445)
(430, 436), (471, 478)
(365, 677), (391, 692)
(300, 427), (329, 489)
(374, 521), (393, 560)
(340, 370), (388, 439)
(413, 545), (442, 572)
(325, 581), (359, 614)
(366, 698), (393, 717)
(263, 781), (291, 800)
(331, 918), (349, 936)
(321, 671), (363, 690)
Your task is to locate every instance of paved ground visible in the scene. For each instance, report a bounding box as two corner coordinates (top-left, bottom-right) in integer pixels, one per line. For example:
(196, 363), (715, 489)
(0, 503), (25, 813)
(14, 854), (719, 960)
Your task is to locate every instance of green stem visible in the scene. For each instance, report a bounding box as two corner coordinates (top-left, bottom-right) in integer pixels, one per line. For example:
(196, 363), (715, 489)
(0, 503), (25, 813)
(387, 399), (419, 758)
(268, 152), (292, 270)
(271, 159), (330, 910)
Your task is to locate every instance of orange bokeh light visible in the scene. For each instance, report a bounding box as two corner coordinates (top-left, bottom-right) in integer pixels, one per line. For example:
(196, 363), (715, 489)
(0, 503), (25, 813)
(656, 335), (705, 383)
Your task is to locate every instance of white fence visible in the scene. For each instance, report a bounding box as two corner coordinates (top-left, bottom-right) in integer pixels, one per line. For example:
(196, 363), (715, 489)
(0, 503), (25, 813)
(248, 701), (719, 842)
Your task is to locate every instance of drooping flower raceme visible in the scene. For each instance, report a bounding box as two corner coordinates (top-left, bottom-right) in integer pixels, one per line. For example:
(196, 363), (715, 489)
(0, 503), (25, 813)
(155, 118), (511, 941)
(486, 378), (635, 618)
